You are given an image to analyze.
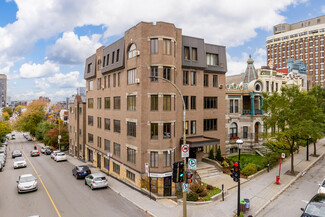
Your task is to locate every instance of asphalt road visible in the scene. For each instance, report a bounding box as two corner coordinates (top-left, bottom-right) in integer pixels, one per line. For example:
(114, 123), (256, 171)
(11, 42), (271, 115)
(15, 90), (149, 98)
(0, 133), (146, 217)
(259, 155), (325, 217)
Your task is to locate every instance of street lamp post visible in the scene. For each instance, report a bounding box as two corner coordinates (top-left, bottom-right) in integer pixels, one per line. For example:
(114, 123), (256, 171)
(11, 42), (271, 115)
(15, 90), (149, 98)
(236, 139), (243, 217)
(148, 76), (187, 217)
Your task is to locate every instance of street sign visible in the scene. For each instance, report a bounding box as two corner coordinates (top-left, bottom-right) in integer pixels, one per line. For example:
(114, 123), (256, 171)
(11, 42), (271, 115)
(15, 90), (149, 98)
(188, 158), (197, 170)
(281, 153), (285, 159)
(182, 183), (188, 192)
(145, 162), (149, 174)
(182, 144), (189, 158)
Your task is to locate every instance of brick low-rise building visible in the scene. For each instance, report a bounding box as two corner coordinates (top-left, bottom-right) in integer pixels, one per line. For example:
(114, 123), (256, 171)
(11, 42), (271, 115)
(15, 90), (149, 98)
(83, 21), (227, 196)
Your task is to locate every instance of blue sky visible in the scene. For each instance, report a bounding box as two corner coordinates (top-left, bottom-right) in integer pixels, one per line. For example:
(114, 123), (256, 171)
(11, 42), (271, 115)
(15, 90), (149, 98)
(0, 0), (324, 103)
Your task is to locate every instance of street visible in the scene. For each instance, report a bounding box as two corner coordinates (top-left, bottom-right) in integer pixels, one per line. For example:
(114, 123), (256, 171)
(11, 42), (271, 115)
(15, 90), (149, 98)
(0, 133), (146, 217)
(259, 155), (325, 217)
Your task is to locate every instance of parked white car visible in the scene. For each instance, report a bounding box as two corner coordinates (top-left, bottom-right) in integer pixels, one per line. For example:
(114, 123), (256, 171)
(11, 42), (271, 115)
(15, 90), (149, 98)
(318, 179), (325, 194)
(51, 150), (60, 159)
(54, 153), (67, 162)
(13, 157), (27, 169)
(85, 173), (108, 190)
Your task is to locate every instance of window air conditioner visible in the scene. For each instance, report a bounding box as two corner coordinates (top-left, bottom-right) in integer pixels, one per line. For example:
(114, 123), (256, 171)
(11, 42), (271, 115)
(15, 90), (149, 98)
(135, 78), (140, 84)
(102, 85), (104, 90)
(135, 50), (140, 56)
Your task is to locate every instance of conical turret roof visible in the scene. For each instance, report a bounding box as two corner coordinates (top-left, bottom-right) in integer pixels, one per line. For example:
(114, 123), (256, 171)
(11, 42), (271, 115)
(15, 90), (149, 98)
(243, 55), (258, 83)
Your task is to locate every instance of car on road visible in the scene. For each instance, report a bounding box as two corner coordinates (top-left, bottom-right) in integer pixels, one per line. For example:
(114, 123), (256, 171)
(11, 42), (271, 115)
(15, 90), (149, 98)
(85, 173), (108, 190)
(0, 155), (6, 166)
(319, 179), (325, 194)
(12, 150), (22, 158)
(51, 150), (60, 159)
(45, 148), (52, 155)
(54, 153), (67, 162)
(0, 162), (2, 171)
(72, 165), (91, 179)
(17, 174), (38, 193)
(11, 134), (15, 139)
(26, 136), (33, 141)
(0, 148), (6, 156)
(301, 193), (325, 216)
(41, 146), (51, 154)
(13, 157), (27, 169)
(30, 150), (40, 157)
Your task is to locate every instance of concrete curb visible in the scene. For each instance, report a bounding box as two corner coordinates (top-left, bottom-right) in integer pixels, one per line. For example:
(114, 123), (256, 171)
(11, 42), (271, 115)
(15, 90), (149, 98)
(255, 152), (325, 216)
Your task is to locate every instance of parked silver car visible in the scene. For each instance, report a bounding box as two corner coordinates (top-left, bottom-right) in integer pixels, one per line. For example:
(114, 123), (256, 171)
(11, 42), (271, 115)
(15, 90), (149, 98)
(84, 173), (108, 190)
(17, 174), (38, 193)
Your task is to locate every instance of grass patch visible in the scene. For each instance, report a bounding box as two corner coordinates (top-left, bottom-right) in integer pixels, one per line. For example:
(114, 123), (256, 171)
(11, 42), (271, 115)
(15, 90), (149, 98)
(201, 182), (221, 201)
(228, 154), (266, 171)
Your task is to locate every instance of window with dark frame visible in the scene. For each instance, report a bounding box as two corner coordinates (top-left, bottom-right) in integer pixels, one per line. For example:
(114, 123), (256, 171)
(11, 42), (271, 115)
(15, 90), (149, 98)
(163, 123), (171, 139)
(184, 46), (190, 60)
(88, 116), (93, 126)
(127, 148), (136, 164)
(183, 96), (189, 110)
(114, 96), (121, 110)
(230, 100), (234, 113)
(183, 71), (189, 85)
(235, 100), (238, 113)
(126, 170), (135, 182)
(107, 54), (109, 65)
(163, 151), (171, 167)
(112, 51), (115, 64)
(243, 126), (248, 139)
(97, 117), (101, 128)
(104, 139), (110, 151)
(191, 96), (196, 110)
(97, 136), (102, 148)
(114, 120), (121, 133)
(108, 75), (111, 88)
(151, 66), (158, 82)
(127, 95), (136, 111)
(127, 122), (136, 137)
(113, 73), (116, 87)
(104, 118), (110, 130)
(151, 38), (158, 54)
(104, 97), (110, 109)
(150, 151), (158, 168)
(191, 120), (196, 134)
(88, 133), (93, 143)
(204, 74), (209, 87)
(103, 56), (106, 67)
(163, 95), (171, 111)
(113, 143), (120, 157)
(116, 49), (119, 62)
(113, 162), (120, 174)
(204, 119), (217, 131)
(118, 72), (121, 86)
(87, 63), (92, 73)
(204, 97), (218, 109)
(163, 67), (171, 81)
(213, 75), (218, 87)
(163, 39), (171, 55)
(192, 48), (197, 61)
(151, 95), (158, 111)
(151, 123), (158, 139)
(88, 98), (94, 108)
(190, 71), (196, 85)
(97, 97), (101, 109)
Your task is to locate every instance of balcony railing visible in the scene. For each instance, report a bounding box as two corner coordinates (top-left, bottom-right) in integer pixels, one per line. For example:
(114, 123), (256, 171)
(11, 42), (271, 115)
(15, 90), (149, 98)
(242, 109), (263, 116)
(228, 133), (263, 143)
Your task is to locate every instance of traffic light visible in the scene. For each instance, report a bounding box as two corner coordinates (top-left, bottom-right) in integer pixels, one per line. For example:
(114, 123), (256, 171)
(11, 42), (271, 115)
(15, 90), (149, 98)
(186, 172), (193, 184)
(172, 162), (179, 183)
(178, 161), (184, 182)
(233, 161), (240, 182)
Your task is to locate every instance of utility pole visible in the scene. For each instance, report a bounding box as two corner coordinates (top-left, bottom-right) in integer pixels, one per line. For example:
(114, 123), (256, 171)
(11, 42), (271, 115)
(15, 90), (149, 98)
(236, 139), (243, 217)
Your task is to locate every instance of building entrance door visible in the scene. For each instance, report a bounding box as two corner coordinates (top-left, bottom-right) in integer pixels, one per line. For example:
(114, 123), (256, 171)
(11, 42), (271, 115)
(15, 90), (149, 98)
(255, 122), (259, 143)
(88, 149), (93, 162)
(163, 176), (172, 196)
(97, 153), (101, 168)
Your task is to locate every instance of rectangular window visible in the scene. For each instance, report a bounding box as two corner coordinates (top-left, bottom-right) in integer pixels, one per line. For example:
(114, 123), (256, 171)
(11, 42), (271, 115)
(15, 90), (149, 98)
(114, 120), (121, 133)
(108, 75), (111, 88)
(97, 117), (101, 129)
(163, 123), (171, 139)
(190, 71), (196, 85)
(113, 73), (116, 87)
(104, 118), (110, 130)
(127, 148), (136, 164)
(191, 120), (196, 134)
(87, 63), (92, 73)
(204, 119), (217, 131)
(104, 139), (110, 151)
(151, 38), (158, 54)
(150, 151), (158, 168)
(88, 116), (93, 126)
(97, 97), (101, 109)
(113, 143), (120, 157)
(276, 83), (278, 92)
(163, 151), (171, 167)
(235, 100), (238, 113)
(127, 95), (136, 111)
(207, 53), (219, 65)
(89, 80), (93, 91)
(88, 98), (94, 108)
(163, 39), (171, 55)
(127, 69), (137, 84)
(118, 72), (121, 86)
(204, 74), (209, 87)
(114, 96), (120, 110)
(151, 66), (158, 82)
(230, 100), (233, 113)
(107, 54), (109, 66)
(88, 133), (93, 143)
(163, 95), (171, 111)
(183, 96), (189, 110)
(266, 81), (269, 92)
(184, 46), (190, 60)
(191, 96), (196, 110)
(151, 123), (158, 139)
(204, 97), (218, 109)
(113, 162), (120, 174)
(104, 76), (107, 88)
(163, 67), (171, 81)
(183, 71), (189, 85)
(126, 170), (135, 182)
(97, 78), (101, 90)
(192, 48), (197, 61)
(104, 97), (110, 109)
(97, 136), (102, 148)
(243, 126), (248, 139)
(213, 75), (218, 87)
(127, 122), (136, 137)
(112, 51), (115, 64)
(151, 95), (158, 111)
(116, 49), (119, 62)
(103, 56), (106, 67)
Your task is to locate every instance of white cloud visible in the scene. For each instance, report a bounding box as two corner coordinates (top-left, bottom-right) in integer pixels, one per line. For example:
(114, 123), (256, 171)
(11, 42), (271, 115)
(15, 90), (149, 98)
(47, 71), (84, 88)
(19, 60), (59, 78)
(35, 78), (50, 90)
(227, 48), (266, 76)
(47, 32), (102, 65)
(322, 5), (325, 14)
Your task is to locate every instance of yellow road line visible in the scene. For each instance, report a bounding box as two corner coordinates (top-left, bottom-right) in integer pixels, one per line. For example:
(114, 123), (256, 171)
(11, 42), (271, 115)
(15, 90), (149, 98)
(20, 145), (61, 217)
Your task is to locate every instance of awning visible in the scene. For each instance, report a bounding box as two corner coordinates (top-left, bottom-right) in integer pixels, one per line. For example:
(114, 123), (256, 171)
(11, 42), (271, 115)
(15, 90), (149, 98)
(180, 136), (220, 148)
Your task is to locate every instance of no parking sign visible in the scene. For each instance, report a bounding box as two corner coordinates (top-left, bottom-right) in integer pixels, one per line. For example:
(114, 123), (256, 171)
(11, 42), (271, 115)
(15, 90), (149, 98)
(181, 144), (189, 158)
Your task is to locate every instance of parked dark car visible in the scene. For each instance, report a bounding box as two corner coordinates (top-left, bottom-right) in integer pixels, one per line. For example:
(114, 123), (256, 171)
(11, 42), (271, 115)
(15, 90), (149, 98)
(72, 165), (91, 179)
(12, 150), (22, 158)
(301, 193), (325, 216)
(44, 148), (52, 155)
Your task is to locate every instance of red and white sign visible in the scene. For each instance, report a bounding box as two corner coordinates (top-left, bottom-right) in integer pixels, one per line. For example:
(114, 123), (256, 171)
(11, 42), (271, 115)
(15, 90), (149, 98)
(182, 144), (189, 158)
(281, 153), (285, 159)
(145, 163), (149, 174)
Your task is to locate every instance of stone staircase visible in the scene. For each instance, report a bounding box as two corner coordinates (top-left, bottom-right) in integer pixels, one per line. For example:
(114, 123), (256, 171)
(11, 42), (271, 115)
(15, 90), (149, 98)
(254, 145), (272, 156)
(195, 162), (222, 179)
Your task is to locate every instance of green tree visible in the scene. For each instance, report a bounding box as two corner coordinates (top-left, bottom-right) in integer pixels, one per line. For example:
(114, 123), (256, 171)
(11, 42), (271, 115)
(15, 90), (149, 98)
(35, 121), (55, 143)
(14, 105), (25, 115)
(0, 121), (12, 142)
(2, 112), (9, 121)
(2, 107), (13, 117)
(14, 101), (46, 136)
(47, 125), (69, 149)
(263, 86), (324, 175)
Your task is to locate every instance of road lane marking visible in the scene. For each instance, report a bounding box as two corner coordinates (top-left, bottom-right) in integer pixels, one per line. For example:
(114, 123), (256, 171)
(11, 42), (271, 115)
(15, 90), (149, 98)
(20, 145), (61, 217)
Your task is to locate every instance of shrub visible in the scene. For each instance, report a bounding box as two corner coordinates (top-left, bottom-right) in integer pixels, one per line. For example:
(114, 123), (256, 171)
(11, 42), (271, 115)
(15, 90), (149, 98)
(222, 160), (229, 168)
(197, 185), (205, 194)
(190, 183), (200, 193)
(216, 146), (223, 161)
(241, 163), (257, 176)
(265, 152), (281, 168)
(239, 212), (244, 217)
(207, 185), (214, 190)
(209, 148), (214, 160)
(187, 191), (198, 201)
(199, 190), (207, 197)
